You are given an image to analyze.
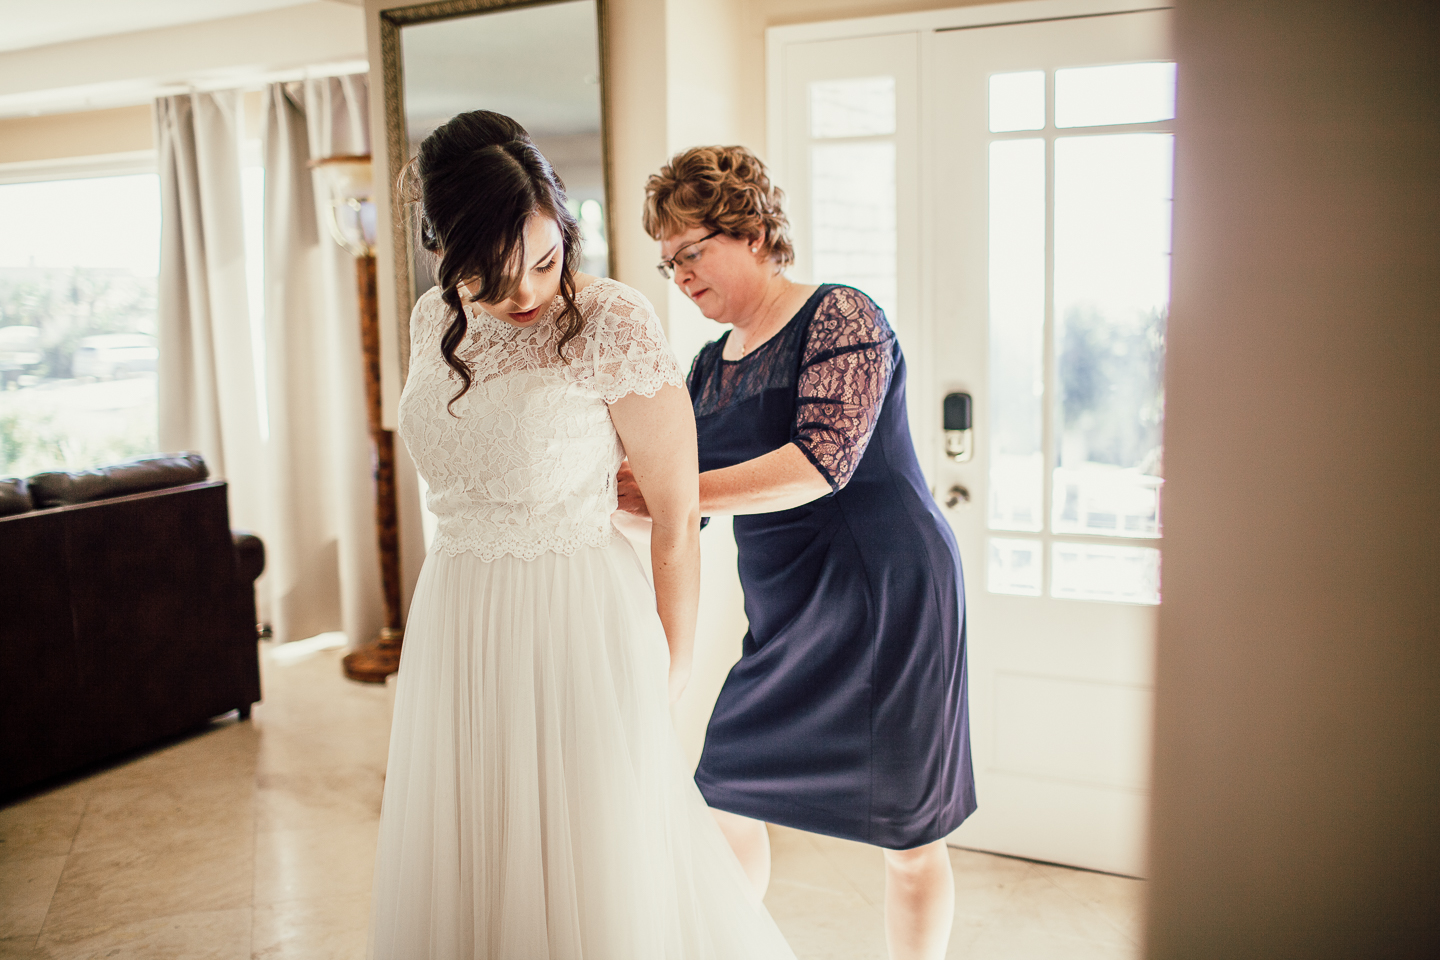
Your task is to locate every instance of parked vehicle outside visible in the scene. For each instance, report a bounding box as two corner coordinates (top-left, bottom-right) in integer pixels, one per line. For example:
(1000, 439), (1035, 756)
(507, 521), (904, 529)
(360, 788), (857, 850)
(0, 325), (43, 388)
(71, 333), (159, 380)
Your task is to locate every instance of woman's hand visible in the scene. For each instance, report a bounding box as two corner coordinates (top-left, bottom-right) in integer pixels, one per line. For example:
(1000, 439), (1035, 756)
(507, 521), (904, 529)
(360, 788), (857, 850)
(615, 460), (651, 519)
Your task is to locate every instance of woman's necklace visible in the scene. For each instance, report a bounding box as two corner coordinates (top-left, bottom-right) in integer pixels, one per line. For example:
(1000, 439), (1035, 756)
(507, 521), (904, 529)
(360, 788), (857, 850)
(738, 279), (795, 356)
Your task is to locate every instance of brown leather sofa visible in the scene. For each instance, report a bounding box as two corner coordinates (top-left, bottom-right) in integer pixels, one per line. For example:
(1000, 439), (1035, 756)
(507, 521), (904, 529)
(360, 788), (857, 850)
(0, 453), (264, 798)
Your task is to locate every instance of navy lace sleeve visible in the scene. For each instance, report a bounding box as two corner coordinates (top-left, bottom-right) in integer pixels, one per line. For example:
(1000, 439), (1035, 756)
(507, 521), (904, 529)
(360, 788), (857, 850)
(792, 287), (896, 490)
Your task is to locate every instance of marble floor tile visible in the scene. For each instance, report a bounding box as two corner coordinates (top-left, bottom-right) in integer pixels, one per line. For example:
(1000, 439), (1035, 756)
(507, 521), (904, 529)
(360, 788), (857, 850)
(0, 937), (41, 959)
(980, 869), (1136, 948)
(6, 643), (1145, 960)
(70, 779), (254, 855)
(251, 893), (371, 960)
(0, 857), (66, 940)
(83, 722), (259, 795)
(39, 834), (252, 946)
(252, 725), (389, 779)
(956, 922), (1140, 960)
(771, 830), (1144, 960)
(768, 827), (870, 899)
(253, 765), (386, 834)
(36, 907), (250, 960)
(0, 792), (85, 864)
(790, 828), (889, 907)
(765, 877), (887, 960)
(253, 820), (380, 906)
(1043, 862), (1146, 944)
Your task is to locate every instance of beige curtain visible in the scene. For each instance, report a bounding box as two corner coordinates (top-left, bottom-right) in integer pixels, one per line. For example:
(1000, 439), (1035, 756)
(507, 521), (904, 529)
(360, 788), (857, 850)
(155, 91), (265, 535)
(260, 75), (384, 646)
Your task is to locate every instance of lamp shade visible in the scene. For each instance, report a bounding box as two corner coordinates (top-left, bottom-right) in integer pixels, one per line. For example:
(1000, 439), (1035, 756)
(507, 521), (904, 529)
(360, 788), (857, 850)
(312, 155), (377, 257)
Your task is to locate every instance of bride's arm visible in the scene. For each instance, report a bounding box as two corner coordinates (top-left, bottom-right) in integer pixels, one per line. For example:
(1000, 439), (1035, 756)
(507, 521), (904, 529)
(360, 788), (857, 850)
(608, 384), (701, 703)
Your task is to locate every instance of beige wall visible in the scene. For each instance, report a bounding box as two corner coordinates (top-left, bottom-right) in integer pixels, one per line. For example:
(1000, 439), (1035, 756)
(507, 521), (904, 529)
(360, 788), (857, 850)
(1147, 1), (1439, 956)
(0, 106), (153, 165)
(0, 93), (269, 167)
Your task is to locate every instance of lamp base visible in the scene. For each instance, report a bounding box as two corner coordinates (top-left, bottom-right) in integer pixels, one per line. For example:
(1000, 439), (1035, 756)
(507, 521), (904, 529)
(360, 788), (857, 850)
(341, 627), (404, 683)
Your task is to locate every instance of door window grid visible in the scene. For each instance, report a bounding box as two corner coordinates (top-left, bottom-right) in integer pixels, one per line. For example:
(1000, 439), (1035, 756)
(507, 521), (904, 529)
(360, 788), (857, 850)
(984, 62), (1174, 605)
(807, 76), (899, 325)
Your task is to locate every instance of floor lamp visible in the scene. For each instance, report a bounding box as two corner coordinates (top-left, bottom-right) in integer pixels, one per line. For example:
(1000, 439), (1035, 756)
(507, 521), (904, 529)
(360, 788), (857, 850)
(313, 155), (405, 683)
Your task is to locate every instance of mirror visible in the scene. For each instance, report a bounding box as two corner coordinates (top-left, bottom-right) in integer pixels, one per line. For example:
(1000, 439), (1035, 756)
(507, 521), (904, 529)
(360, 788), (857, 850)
(380, 0), (611, 383)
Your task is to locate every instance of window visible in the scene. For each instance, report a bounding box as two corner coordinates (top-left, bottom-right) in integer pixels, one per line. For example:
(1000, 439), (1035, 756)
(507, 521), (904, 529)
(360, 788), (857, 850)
(807, 76), (899, 324)
(0, 173), (161, 477)
(985, 62), (1174, 605)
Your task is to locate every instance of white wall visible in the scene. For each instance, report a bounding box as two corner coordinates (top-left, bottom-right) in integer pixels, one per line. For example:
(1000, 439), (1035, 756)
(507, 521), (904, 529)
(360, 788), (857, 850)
(1147, 1), (1439, 956)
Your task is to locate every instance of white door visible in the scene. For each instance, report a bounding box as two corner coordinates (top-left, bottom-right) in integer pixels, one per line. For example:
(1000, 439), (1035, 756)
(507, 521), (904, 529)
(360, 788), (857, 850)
(773, 6), (1174, 876)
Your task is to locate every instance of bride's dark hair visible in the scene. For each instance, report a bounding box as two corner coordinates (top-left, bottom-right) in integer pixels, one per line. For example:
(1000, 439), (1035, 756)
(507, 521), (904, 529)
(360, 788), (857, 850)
(402, 110), (583, 412)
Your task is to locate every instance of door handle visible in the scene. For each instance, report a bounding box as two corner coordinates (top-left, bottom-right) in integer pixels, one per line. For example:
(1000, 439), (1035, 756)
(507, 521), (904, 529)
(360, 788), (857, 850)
(944, 484), (971, 508)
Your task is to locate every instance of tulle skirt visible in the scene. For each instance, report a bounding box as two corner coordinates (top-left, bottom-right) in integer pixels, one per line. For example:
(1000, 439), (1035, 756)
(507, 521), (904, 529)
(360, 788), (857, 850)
(367, 536), (796, 960)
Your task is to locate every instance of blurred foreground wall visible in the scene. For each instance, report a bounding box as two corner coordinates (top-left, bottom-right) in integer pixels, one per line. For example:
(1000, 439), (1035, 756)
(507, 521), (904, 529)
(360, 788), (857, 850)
(1148, 2), (1439, 957)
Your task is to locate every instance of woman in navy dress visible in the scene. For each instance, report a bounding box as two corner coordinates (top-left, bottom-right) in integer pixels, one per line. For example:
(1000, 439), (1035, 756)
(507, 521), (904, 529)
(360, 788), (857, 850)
(619, 146), (974, 960)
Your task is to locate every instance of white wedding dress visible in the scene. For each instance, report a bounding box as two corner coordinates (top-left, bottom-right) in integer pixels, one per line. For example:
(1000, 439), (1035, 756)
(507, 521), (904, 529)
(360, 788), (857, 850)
(368, 278), (796, 959)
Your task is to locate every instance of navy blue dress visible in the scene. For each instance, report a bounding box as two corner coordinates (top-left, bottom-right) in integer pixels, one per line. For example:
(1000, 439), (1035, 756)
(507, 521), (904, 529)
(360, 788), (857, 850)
(691, 285), (975, 850)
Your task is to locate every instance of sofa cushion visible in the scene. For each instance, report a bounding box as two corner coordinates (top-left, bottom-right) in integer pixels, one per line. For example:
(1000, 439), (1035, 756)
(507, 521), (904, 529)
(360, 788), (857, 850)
(0, 478), (30, 517)
(28, 453), (208, 509)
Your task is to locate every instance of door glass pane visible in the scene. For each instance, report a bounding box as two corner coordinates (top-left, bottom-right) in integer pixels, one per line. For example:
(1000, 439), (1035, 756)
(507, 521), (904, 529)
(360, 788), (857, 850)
(1055, 62), (1176, 128)
(987, 138), (1045, 532)
(989, 537), (1043, 597)
(1053, 134), (1171, 539)
(989, 70), (1045, 132)
(1052, 541), (1160, 604)
(810, 76), (896, 138)
(811, 141), (897, 321)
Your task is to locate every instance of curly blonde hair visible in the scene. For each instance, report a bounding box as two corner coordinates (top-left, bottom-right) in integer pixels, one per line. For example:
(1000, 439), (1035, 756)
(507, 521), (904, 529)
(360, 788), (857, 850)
(643, 145), (795, 269)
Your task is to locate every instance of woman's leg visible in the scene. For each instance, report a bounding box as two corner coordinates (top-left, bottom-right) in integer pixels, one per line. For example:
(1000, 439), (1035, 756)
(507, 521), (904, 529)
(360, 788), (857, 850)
(883, 839), (955, 960)
(711, 808), (772, 899)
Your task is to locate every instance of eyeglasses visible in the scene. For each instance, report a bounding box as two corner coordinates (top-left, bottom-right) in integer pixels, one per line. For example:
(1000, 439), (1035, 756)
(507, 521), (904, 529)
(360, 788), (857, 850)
(657, 230), (722, 279)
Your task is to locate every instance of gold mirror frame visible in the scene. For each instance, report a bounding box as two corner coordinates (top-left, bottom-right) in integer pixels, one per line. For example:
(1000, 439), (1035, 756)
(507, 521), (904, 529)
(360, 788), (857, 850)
(380, 0), (613, 385)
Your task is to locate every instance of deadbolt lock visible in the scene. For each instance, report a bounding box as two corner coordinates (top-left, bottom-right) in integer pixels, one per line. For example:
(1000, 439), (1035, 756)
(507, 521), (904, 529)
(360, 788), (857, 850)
(944, 391), (973, 462)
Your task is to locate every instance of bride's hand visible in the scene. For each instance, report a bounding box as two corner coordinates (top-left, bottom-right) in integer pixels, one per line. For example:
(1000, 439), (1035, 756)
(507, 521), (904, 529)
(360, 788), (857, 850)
(616, 460), (651, 519)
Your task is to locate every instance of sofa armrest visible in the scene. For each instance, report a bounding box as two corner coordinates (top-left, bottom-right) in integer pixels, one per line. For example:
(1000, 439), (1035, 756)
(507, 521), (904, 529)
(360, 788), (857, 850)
(232, 531), (266, 583)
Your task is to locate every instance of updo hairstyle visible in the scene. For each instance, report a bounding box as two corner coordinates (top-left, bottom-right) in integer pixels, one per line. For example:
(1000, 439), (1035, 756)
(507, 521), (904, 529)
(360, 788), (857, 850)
(401, 110), (583, 412)
(642, 145), (794, 269)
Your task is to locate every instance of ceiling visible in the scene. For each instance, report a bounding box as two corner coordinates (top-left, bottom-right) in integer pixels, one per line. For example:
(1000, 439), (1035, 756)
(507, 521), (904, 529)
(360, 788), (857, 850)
(0, 0), (360, 53)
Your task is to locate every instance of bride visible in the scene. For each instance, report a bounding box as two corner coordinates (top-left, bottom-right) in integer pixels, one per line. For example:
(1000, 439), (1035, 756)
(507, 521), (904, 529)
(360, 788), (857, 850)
(366, 110), (796, 959)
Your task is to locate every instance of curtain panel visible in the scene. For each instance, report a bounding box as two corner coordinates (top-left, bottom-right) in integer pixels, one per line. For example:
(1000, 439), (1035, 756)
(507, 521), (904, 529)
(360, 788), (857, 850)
(154, 91), (265, 536)
(261, 75), (386, 647)
(158, 76), (421, 649)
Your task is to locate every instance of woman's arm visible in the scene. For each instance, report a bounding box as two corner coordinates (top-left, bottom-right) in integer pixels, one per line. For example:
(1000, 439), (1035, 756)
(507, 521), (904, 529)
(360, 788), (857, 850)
(698, 444), (832, 514)
(617, 445), (831, 518)
(608, 384), (701, 703)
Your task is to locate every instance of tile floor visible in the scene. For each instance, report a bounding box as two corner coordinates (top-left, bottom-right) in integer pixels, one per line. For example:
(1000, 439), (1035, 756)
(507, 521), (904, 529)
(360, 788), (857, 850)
(1, 643), (1144, 959)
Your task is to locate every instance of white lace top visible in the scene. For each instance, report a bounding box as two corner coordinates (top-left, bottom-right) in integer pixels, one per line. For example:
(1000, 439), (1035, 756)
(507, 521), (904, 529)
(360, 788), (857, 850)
(398, 278), (684, 561)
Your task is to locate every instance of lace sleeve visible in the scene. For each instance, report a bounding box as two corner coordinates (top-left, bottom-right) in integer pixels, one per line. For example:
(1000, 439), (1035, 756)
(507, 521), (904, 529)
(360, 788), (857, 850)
(409, 285), (449, 355)
(792, 287), (896, 491)
(586, 281), (685, 403)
